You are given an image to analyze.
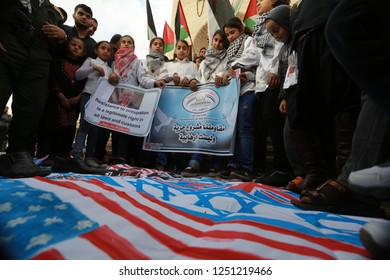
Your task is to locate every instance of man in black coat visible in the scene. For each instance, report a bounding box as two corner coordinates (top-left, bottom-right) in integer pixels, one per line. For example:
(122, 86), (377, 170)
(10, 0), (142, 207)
(0, 0), (66, 178)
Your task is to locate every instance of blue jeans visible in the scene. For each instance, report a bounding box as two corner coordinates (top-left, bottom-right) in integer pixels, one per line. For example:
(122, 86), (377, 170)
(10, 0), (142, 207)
(229, 91), (255, 170)
(73, 93), (92, 158)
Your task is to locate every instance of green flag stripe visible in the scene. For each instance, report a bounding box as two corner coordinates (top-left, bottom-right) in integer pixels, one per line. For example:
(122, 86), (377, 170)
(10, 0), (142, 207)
(164, 43), (174, 54)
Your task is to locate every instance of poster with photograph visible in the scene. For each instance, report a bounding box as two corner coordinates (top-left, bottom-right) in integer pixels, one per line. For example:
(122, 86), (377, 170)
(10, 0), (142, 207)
(143, 78), (240, 156)
(84, 78), (161, 136)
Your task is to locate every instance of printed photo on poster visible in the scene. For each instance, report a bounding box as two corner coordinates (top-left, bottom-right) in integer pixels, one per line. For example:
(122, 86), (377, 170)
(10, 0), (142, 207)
(108, 88), (144, 109)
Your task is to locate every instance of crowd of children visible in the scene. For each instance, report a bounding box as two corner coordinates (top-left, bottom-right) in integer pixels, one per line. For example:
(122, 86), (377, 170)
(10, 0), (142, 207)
(0, 0), (389, 258)
(0, 1), (370, 185)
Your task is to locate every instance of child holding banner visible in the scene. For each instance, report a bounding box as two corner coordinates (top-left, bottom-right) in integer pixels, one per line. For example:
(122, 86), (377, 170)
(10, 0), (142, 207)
(72, 40), (112, 168)
(108, 35), (164, 164)
(165, 40), (198, 88)
(144, 37), (169, 82)
(181, 30), (230, 177)
(141, 37), (169, 168)
(153, 40), (197, 171)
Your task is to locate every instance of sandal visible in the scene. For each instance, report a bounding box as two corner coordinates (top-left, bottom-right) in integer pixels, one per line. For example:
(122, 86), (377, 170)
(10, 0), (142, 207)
(299, 178), (352, 205)
(291, 179), (386, 218)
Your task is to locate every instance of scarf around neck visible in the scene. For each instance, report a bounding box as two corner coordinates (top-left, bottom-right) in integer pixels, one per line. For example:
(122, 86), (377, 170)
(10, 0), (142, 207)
(253, 12), (271, 49)
(146, 50), (165, 75)
(203, 47), (227, 81)
(114, 47), (137, 78)
(227, 33), (249, 66)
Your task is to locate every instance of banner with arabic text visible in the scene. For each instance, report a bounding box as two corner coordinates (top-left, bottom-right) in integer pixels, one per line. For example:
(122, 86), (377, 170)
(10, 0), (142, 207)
(143, 79), (239, 155)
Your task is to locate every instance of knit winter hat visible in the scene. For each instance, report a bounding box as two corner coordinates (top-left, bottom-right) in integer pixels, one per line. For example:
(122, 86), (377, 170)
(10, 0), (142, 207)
(265, 5), (291, 34)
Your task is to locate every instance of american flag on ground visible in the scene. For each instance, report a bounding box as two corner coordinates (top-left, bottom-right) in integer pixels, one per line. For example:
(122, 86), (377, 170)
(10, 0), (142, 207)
(0, 165), (373, 260)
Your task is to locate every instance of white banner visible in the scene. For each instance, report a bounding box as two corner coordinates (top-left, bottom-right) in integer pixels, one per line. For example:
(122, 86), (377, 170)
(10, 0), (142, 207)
(84, 78), (161, 137)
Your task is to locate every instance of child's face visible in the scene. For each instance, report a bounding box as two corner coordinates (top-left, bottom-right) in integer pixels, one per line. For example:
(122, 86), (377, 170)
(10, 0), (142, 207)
(224, 27), (242, 43)
(150, 38), (164, 53)
(195, 58), (202, 68)
(95, 42), (111, 62)
(212, 34), (224, 51)
(265, 19), (290, 43)
(175, 42), (188, 60)
(199, 48), (206, 57)
(68, 38), (84, 59)
(120, 36), (134, 49)
(256, 0), (276, 16)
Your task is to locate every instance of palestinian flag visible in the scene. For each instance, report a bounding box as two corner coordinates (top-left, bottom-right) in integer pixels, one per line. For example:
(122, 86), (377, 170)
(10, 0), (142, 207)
(146, 0), (157, 39)
(230, 0), (243, 15)
(163, 21), (175, 59)
(207, 0), (235, 44)
(174, 0), (192, 45)
(243, 0), (257, 31)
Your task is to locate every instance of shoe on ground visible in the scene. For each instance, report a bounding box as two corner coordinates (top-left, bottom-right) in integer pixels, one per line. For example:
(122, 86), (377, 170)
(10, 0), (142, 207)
(252, 170), (265, 181)
(0, 151), (51, 178)
(230, 168), (253, 182)
(217, 166), (236, 179)
(181, 166), (198, 177)
(70, 150), (83, 161)
(51, 157), (106, 175)
(255, 171), (295, 188)
(152, 163), (165, 171)
(360, 220), (390, 259)
(85, 157), (101, 168)
(95, 157), (107, 165)
(348, 163), (390, 200)
(207, 168), (218, 177)
(107, 157), (127, 165)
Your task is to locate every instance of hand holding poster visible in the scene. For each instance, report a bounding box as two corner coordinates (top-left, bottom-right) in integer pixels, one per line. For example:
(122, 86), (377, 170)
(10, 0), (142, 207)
(143, 78), (240, 156)
(84, 78), (161, 136)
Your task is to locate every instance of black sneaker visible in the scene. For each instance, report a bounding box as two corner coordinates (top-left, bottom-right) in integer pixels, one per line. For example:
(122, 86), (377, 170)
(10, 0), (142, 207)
(217, 166), (236, 179)
(181, 166), (198, 177)
(230, 168), (253, 182)
(254, 171), (294, 187)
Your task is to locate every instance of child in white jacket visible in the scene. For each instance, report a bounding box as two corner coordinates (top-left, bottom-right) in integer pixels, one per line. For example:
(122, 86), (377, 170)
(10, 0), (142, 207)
(181, 30), (230, 177)
(108, 35), (163, 164)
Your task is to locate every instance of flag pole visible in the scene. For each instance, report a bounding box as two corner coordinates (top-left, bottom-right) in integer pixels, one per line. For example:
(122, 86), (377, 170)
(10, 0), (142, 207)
(235, 0), (244, 16)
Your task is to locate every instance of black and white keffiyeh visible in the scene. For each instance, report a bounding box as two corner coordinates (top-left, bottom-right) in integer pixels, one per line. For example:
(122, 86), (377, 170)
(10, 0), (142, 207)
(146, 50), (165, 75)
(252, 12), (271, 49)
(202, 47), (227, 81)
(226, 33), (249, 66)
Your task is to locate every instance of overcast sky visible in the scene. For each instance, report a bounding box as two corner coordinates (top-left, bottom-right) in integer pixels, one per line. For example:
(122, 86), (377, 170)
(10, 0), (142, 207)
(58, 0), (173, 59)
